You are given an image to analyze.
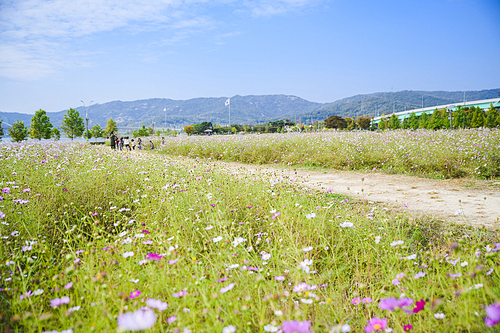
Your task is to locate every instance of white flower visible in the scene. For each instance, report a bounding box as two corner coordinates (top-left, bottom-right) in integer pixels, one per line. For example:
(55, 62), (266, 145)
(269, 209), (277, 214)
(299, 259), (313, 273)
(226, 264), (239, 270)
(261, 252), (271, 261)
(146, 298), (168, 311)
(473, 283), (483, 289)
(134, 233), (145, 238)
(68, 306), (81, 312)
(205, 225), (213, 230)
(274, 310), (283, 316)
(390, 240), (404, 246)
(341, 324), (351, 332)
(264, 324), (279, 332)
(300, 298), (313, 304)
(138, 259), (148, 265)
(122, 237), (132, 244)
(339, 222), (353, 228)
(213, 236), (223, 243)
(130, 279), (139, 283)
(374, 236), (381, 244)
(118, 231), (128, 238)
(123, 251), (134, 258)
(34, 289), (44, 296)
(302, 246), (313, 252)
(414, 272), (425, 279)
(460, 261), (468, 267)
(222, 325), (236, 333)
(306, 213), (316, 219)
(232, 237), (247, 247)
(11, 231), (20, 237)
(434, 313), (445, 319)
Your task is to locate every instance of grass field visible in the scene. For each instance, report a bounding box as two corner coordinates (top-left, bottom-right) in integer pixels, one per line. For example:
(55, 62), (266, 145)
(0, 140), (499, 333)
(156, 129), (500, 179)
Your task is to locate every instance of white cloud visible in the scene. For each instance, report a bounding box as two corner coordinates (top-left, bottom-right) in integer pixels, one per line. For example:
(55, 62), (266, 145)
(0, 0), (324, 80)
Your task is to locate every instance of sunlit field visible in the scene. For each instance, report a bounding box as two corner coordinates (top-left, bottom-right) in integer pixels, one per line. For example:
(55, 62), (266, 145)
(1, 141), (499, 333)
(157, 129), (500, 179)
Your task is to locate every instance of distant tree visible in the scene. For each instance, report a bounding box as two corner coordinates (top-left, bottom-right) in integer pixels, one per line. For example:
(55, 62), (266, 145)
(485, 103), (498, 128)
(470, 107), (485, 128)
(388, 114), (400, 129)
(324, 115), (347, 129)
(8, 120), (29, 142)
(133, 125), (149, 137)
(91, 124), (104, 141)
(428, 109), (445, 130)
(147, 126), (154, 135)
(452, 106), (468, 128)
(402, 117), (410, 129)
(184, 125), (194, 135)
(51, 128), (61, 141)
(105, 118), (118, 136)
(61, 108), (85, 140)
(29, 109), (53, 140)
(83, 129), (92, 140)
(346, 117), (357, 130)
(408, 113), (419, 130)
(419, 113), (429, 129)
(378, 118), (387, 130)
(357, 116), (371, 129)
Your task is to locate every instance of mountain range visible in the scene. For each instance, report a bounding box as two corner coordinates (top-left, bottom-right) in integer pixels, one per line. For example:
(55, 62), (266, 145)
(1, 89), (498, 130)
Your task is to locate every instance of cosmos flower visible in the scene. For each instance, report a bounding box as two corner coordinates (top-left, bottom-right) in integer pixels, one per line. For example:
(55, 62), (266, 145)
(339, 222), (354, 228)
(364, 317), (387, 332)
(117, 309), (157, 331)
(485, 303), (500, 327)
(146, 299), (168, 311)
(281, 320), (312, 333)
(220, 283), (235, 293)
(50, 296), (70, 308)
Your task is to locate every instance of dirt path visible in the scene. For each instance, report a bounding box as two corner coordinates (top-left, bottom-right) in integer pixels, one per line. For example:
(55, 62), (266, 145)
(104, 147), (500, 229)
(212, 160), (500, 229)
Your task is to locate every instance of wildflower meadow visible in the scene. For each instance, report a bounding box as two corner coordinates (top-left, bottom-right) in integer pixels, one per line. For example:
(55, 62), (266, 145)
(156, 129), (500, 179)
(0, 136), (499, 333)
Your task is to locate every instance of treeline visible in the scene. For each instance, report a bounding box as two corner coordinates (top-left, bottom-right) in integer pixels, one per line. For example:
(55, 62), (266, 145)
(378, 103), (500, 130)
(183, 119), (298, 135)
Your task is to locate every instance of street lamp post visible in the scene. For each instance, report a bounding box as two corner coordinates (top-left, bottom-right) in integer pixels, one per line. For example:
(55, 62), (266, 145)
(81, 100), (93, 141)
(447, 105), (456, 129)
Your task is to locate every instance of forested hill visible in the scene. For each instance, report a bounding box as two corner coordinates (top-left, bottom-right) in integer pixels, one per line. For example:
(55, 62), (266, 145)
(0, 89), (498, 129)
(293, 89), (500, 124)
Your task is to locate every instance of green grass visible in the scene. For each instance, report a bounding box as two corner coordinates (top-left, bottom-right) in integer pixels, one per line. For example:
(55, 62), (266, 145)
(0, 141), (498, 333)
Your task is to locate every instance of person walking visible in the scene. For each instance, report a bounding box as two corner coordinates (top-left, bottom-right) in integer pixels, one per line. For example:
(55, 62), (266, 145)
(110, 131), (116, 150)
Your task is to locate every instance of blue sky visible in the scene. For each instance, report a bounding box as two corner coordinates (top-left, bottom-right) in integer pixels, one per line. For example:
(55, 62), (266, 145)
(1, 0), (499, 114)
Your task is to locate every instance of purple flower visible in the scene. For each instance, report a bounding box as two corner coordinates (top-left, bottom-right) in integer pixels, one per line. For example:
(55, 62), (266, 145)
(146, 253), (163, 261)
(364, 317), (387, 332)
(2, 188), (10, 194)
(0, 211), (5, 219)
(274, 276), (285, 281)
(168, 258), (179, 265)
(50, 296), (70, 307)
(64, 282), (73, 290)
(281, 320), (312, 333)
(167, 315), (176, 323)
(220, 283), (235, 293)
(485, 302), (500, 327)
(117, 309), (157, 331)
(172, 290), (187, 298)
(146, 298), (168, 311)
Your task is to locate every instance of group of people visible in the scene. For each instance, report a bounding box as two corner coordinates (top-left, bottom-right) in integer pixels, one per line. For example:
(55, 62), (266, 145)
(109, 132), (156, 151)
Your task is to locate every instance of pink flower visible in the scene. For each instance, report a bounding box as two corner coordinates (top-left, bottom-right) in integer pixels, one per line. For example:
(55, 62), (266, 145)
(64, 282), (73, 290)
(392, 278), (400, 286)
(146, 253), (163, 261)
(275, 276), (285, 281)
(130, 290), (141, 299)
(485, 302), (500, 327)
(364, 317), (387, 332)
(172, 290), (187, 298)
(168, 258), (179, 265)
(281, 320), (312, 333)
(217, 277), (229, 283)
(379, 297), (413, 311)
(50, 296), (70, 307)
(413, 299), (425, 314)
(167, 315), (176, 323)
(363, 297), (373, 304)
(117, 309), (157, 331)
(351, 297), (361, 305)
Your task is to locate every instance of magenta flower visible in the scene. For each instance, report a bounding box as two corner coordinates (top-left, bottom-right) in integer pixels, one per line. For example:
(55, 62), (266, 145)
(2, 188), (10, 194)
(364, 317), (387, 332)
(146, 253), (163, 261)
(351, 297), (361, 305)
(413, 299), (425, 313)
(50, 296), (70, 307)
(130, 290), (141, 299)
(281, 320), (312, 333)
(117, 309), (157, 331)
(172, 290), (187, 298)
(485, 302), (500, 327)
(404, 324), (412, 331)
